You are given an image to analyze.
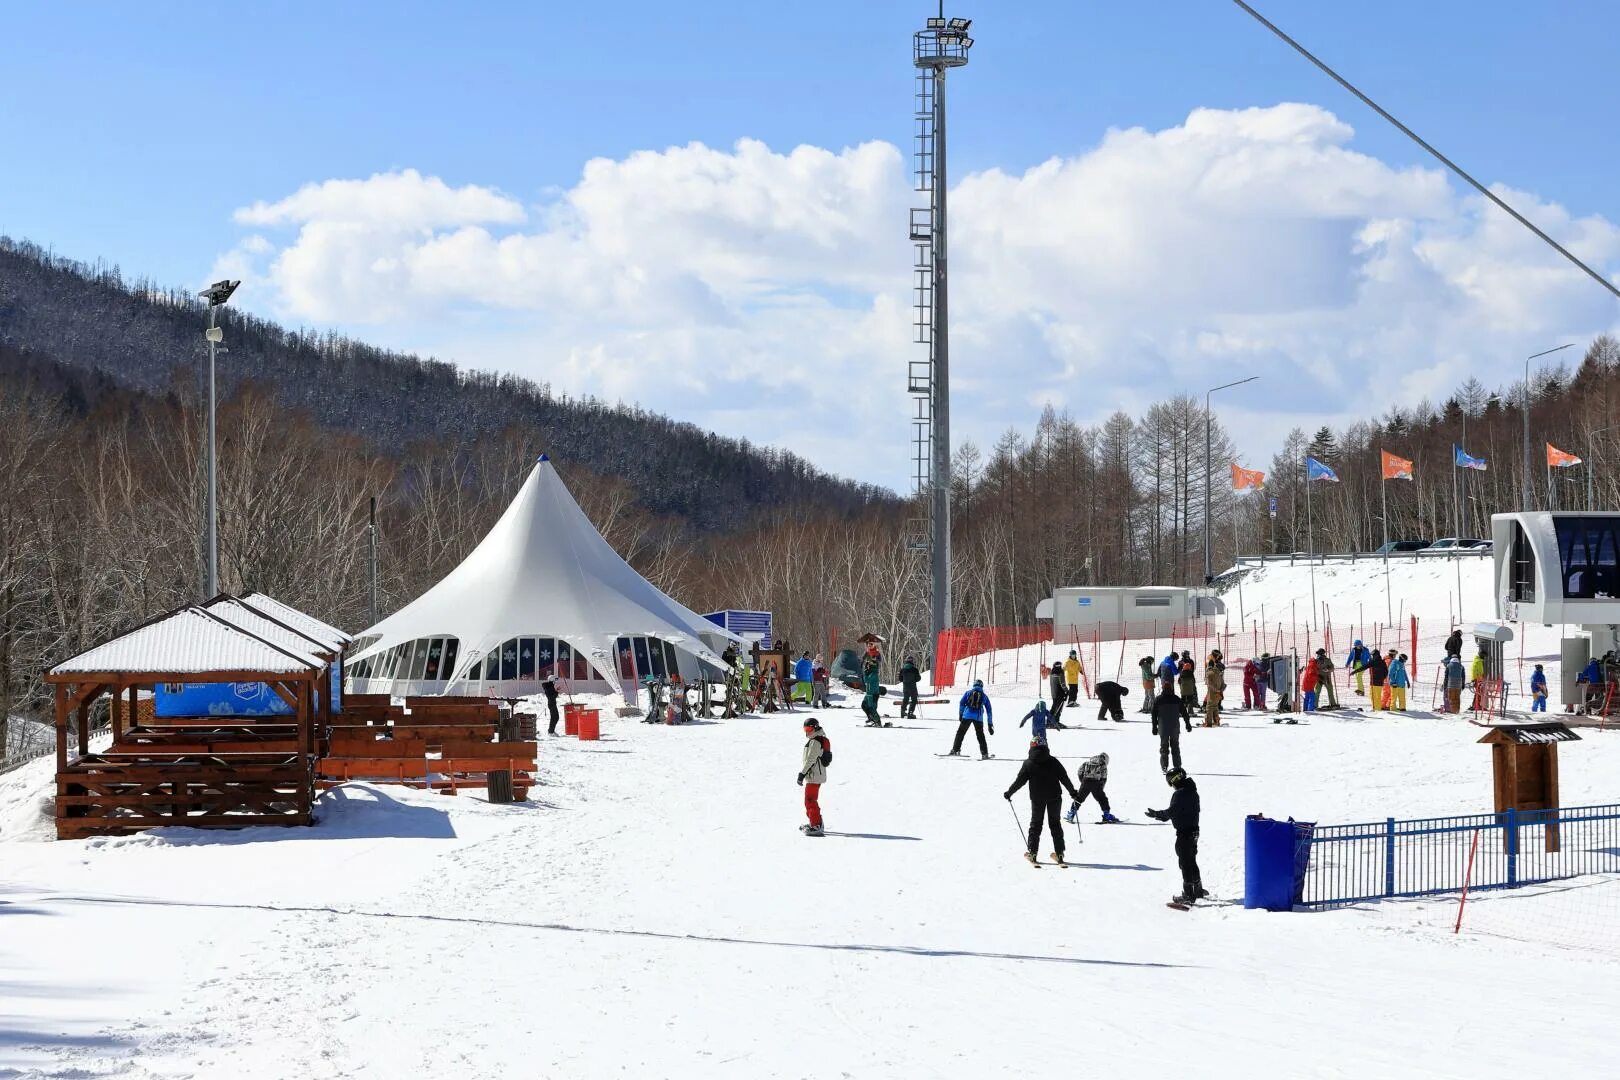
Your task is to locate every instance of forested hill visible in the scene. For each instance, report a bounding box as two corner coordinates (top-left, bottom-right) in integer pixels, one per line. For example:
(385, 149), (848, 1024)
(0, 236), (890, 525)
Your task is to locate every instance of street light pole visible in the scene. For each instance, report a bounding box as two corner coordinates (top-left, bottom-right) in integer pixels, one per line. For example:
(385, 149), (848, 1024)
(1524, 344), (1575, 512)
(1204, 376), (1259, 583)
(198, 279), (239, 598)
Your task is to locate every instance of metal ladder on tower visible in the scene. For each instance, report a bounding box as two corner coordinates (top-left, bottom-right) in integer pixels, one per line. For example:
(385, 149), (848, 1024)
(907, 66), (936, 555)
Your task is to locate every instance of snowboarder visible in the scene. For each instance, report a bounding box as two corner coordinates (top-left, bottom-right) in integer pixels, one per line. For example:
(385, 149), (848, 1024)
(540, 675), (561, 735)
(898, 655), (922, 719)
(1063, 650), (1084, 706)
(796, 718), (831, 836)
(1138, 656), (1157, 713)
(1203, 651), (1225, 727)
(861, 646), (883, 727)
(1241, 655), (1262, 710)
(1444, 628), (1464, 660)
(1019, 699), (1053, 742)
(1388, 652), (1409, 711)
(1314, 649), (1339, 709)
(1345, 639), (1372, 697)
(1147, 767), (1204, 905)
(1094, 680), (1129, 723)
(948, 679), (994, 758)
(1048, 662), (1068, 726)
(1004, 739), (1081, 865)
(1152, 675), (1185, 773)
(1367, 647), (1388, 712)
(1530, 663), (1548, 712)
(1443, 653), (1466, 713)
(1065, 751), (1118, 824)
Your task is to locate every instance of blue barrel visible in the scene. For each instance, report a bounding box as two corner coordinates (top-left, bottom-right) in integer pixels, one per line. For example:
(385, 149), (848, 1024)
(1245, 815), (1309, 911)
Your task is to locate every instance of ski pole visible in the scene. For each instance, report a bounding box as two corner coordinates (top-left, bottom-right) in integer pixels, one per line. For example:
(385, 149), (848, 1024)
(1008, 800), (1028, 848)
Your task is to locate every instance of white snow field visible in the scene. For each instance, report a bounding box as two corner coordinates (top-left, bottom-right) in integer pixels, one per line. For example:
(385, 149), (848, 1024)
(3, 559), (1617, 1079)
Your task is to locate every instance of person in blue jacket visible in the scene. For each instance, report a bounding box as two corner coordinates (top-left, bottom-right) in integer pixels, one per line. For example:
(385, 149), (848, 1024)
(1158, 654), (1179, 685)
(1529, 664), (1548, 712)
(1345, 640), (1372, 697)
(1020, 698), (1052, 742)
(1387, 652), (1410, 711)
(793, 652), (815, 705)
(1577, 656), (1604, 713)
(948, 679), (994, 758)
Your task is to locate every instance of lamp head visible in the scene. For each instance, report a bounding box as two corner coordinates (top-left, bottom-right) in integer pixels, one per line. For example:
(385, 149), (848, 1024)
(200, 279), (240, 307)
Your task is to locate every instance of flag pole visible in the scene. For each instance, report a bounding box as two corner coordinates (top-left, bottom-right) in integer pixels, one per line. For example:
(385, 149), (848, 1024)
(1306, 454), (1317, 623)
(1382, 471), (1392, 626)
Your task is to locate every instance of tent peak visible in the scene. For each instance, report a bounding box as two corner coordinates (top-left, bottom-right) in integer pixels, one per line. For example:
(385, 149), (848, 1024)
(539, 453), (550, 463)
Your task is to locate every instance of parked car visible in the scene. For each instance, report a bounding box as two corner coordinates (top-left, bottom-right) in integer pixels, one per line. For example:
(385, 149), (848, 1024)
(1419, 537), (1490, 555)
(1374, 539), (1431, 554)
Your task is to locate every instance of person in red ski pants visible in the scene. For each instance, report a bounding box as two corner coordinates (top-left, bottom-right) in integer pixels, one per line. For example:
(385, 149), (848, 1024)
(797, 718), (830, 836)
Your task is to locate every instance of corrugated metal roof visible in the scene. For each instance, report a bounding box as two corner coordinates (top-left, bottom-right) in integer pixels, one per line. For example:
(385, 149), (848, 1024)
(50, 607), (318, 676)
(206, 599), (328, 666)
(240, 593), (351, 649)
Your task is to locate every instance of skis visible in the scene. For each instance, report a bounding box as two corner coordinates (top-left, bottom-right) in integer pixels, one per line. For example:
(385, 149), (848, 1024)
(935, 752), (994, 759)
(1167, 899), (1193, 910)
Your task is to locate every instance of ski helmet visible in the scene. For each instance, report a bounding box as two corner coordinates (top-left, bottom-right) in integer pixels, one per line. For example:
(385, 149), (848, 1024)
(1353, 639), (1363, 647)
(973, 679), (984, 689)
(1095, 752), (1109, 766)
(802, 717), (821, 731)
(1165, 767), (1187, 786)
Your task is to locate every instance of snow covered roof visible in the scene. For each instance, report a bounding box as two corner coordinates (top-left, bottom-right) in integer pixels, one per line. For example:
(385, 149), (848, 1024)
(352, 455), (744, 686)
(49, 606), (322, 678)
(240, 593), (351, 650)
(204, 597), (330, 666)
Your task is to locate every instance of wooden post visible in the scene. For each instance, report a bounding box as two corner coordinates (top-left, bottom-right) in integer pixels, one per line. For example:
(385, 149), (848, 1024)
(110, 682), (123, 745)
(54, 684), (68, 772)
(76, 697), (90, 761)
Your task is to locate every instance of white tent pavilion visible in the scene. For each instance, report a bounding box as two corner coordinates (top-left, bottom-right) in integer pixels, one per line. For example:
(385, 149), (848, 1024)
(345, 455), (743, 701)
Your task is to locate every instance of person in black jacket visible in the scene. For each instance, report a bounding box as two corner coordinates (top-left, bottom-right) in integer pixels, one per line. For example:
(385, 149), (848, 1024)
(1444, 628), (1464, 660)
(1093, 680), (1130, 723)
(1004, 740), (1081, 865)
(1151, 674), (1186, 773)
(898, 656), (922, 719)
(1048, 663), (1068, 727)
(1147, 768), (1204, 904)
(541, 676), (561, 735)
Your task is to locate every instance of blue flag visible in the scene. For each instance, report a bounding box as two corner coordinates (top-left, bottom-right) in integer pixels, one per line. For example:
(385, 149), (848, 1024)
(1454, 445), (1488, 471)
(1306, 456), (1340, 483)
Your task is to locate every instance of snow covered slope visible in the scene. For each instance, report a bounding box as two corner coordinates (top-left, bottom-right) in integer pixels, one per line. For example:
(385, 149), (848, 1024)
(3, 690), (1616, 1078)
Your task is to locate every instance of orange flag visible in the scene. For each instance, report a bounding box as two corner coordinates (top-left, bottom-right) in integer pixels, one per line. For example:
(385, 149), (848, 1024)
(1231, 463), (1265, 490)
(1381, 450), (1414, 481)
(1547, 443), (1582, 468)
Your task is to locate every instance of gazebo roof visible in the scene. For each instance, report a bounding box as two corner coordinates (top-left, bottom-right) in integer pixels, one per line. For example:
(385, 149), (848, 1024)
(205, 596), (333, 664)
(241, 592), (351, 651)
(48, 606), (321, 679)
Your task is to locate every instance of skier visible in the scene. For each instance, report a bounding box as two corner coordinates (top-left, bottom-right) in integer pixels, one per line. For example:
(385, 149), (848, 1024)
(1241, 655), (1262, 710)
(1300, 656), (1320, 712)
(1152, 674), (1185, 773)
(1158, 653), (1179, 686)
(1203, 651), (1225, 727)
(948, 679), (994, 758)
(1254, 652), (1272, 710)
(1048, 661), (1069, 727)
(1019, 698), (1053, 742)
(1367, 647), (1388, 713)
(1443, 653), (1466, 713)
(540, 675), (561, 736)
(1577, 655), (1605, 713)
(1470, 648), (1488, 710)
(861, 646), (883, 727)
(1314, 649), (1340, 709)
(1444, 628), (1464, 660)
(898, 655), (922, 719)
(1177, 652), (1198, 725)
(1093, 679), (1129, 723)
(1345, 639), (1372, 697)
(1063, 650), (1084, 706)
(1004, 738), (1081, 866)
(1065, 751), (1119, 824)
(1529, 663), (1548, 713)
(793, 652), (815, 706)
(811, 656), (831, 709)
(1147, 767), (1205, 906)
(1388, 652), (1409, 711)
(796, 718), (831, 836)
(1137, 656), (1157, 713)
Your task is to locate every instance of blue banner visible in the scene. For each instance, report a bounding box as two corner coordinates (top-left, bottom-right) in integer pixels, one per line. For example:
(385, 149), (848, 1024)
(1454, 445), (1488, 471)
(1306, 456), (1340, 483)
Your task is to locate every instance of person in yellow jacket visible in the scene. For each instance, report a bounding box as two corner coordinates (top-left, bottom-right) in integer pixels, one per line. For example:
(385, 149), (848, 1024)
(1063, 651), (1083, 706)
(1470, 649), (1488, 710)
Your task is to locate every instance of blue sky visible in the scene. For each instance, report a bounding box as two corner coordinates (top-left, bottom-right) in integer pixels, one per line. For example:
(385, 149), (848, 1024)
(3, 1), (1618, 486)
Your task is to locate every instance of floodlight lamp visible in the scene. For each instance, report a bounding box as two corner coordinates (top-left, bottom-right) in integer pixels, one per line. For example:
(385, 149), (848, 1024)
(927, 16), (945, 28)
(960, 36), (973, 48)
(948, 17), (970, 31)
(199, 279), (240, 307)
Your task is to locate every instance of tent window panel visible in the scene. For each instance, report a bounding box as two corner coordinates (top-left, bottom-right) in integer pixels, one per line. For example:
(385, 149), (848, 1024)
(646, 638), (666, 678)
(536, 638), (556, 679)
(556, 640), (574, 682)
(383, 646), (402, 681)
(632, 638), (651, 681)
(663, 640), (681, 679)
(616, 638), (634, 679)
(518, 638), (537, 679)
(424, 638), (445, 680)
(573, 647), (592, 682)
(499, 639), (519, 681)
(405, 639), (428, 680)
(466, 654), (482, 681)
(441, 639), (459, 679)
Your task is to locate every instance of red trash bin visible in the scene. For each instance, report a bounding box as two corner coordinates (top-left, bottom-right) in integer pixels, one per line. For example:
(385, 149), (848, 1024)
(563, 703), (582, 736)
(576, 708), (601, 741)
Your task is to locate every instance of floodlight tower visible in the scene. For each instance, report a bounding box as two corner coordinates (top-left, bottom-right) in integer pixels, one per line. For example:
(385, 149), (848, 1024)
(909, 10), (972, 662)
(198, 278), (239, 598)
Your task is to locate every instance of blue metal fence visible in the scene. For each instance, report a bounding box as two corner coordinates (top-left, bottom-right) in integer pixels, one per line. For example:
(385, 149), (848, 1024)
(1300, 803), (1620, 907)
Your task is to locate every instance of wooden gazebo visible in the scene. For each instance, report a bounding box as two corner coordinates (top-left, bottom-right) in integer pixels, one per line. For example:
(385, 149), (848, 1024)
(46, 601), (336, 839)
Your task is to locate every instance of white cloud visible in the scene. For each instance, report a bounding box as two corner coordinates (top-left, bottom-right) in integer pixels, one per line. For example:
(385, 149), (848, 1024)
(221, 105), (1620, 488)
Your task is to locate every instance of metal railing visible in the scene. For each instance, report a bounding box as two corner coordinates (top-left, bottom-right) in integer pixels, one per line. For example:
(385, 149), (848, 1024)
(1231, 549), (1491, 570)
(1301, 803), (1620, 907)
